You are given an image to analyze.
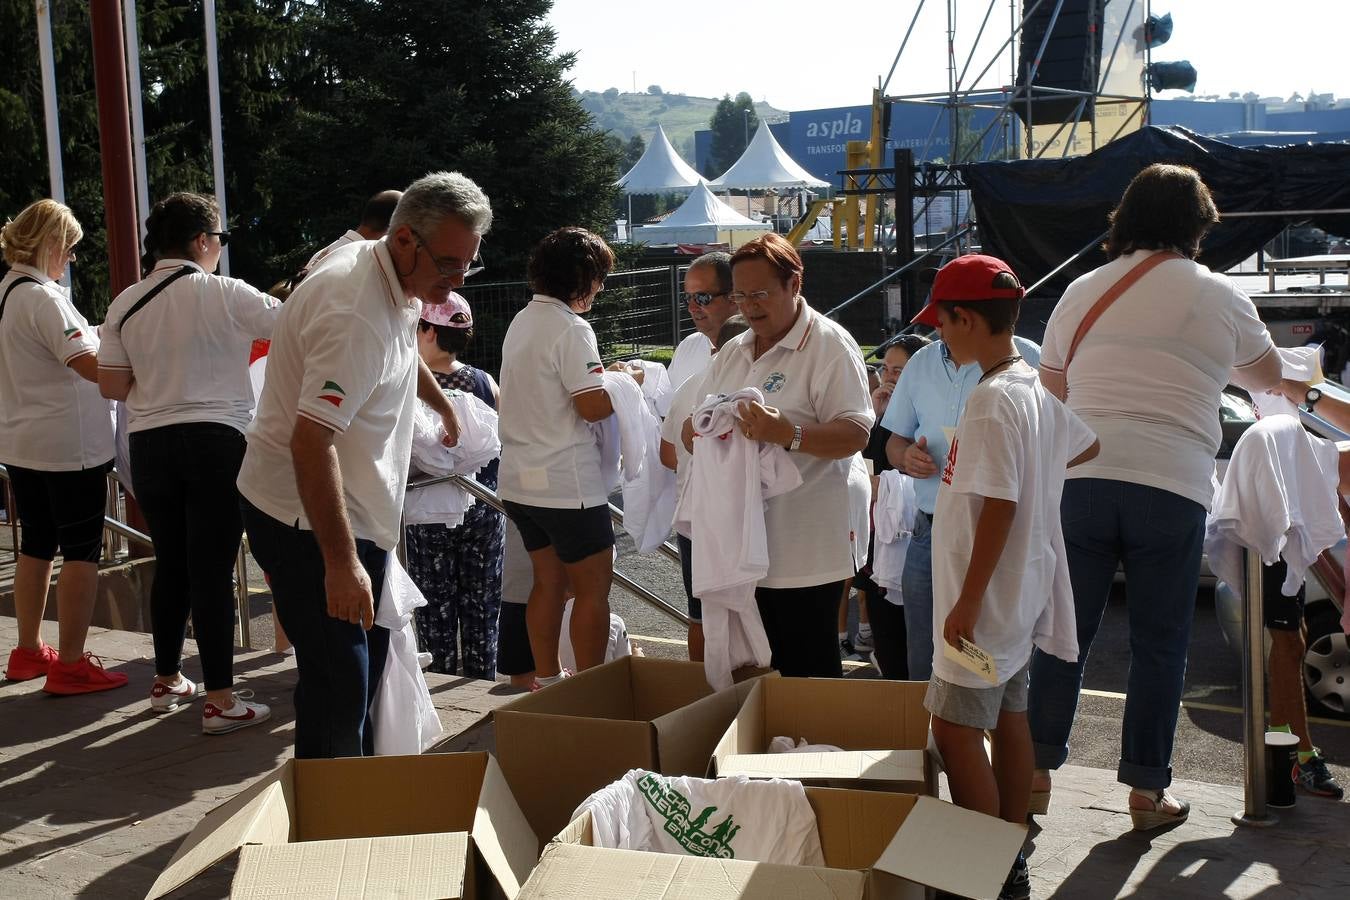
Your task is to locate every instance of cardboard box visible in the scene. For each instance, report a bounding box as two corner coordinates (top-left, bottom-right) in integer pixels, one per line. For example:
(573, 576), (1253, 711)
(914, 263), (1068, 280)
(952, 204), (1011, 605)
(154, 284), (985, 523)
(711, 678), (937, 797)
(493, 656), (768, 843)
(531, 786), (1025, 900)
(145, 752), (537, 900)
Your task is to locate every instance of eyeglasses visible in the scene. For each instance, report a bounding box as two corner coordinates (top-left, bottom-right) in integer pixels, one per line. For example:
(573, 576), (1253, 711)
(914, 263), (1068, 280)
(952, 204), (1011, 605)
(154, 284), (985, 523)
(204, 230), (231, 247)
(65, 248), (78, 263)
(412, 229), (484, 279)
(682, 291), (729, 307)
(727, 290), (771, 304)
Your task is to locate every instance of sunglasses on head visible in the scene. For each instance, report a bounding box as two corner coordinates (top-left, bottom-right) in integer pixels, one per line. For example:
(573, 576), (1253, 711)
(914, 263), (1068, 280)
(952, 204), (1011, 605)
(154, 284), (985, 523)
(682, 290), (728, 307)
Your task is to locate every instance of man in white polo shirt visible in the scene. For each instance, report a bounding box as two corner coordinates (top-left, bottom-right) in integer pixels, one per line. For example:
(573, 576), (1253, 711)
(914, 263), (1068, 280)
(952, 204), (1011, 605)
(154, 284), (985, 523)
(305, 189), (403, 271)
(666, 251), (737, 390)
(239, 171), (491, 758)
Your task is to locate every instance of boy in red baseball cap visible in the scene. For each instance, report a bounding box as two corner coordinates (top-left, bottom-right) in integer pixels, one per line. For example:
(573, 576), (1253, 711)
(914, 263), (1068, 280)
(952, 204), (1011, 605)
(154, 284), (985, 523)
(920, 255), (1099, 900)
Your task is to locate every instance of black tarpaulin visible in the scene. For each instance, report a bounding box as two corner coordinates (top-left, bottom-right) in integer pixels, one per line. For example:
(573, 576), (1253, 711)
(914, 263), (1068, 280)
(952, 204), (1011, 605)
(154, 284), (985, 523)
(964, 125), (1350, 295)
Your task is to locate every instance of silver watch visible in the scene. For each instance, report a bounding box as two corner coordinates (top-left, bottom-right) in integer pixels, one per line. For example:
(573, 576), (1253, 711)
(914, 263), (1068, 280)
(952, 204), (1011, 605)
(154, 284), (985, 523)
(787, 424), (803, 451)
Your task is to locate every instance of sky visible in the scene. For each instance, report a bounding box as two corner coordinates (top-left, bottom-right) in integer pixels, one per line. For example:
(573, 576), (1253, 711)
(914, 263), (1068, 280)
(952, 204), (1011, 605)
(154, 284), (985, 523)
(547, 1), (1350, 111)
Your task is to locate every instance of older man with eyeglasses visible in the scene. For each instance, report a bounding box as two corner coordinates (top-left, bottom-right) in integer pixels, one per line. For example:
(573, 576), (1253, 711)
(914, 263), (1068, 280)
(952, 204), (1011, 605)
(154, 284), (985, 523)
(667, 251), (737, 390)
(238, 171), (492, 758)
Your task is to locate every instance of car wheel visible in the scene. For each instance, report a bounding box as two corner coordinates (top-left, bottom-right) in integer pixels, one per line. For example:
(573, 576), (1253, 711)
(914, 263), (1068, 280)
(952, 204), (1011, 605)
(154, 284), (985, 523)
(1304, 602), (1350, 720)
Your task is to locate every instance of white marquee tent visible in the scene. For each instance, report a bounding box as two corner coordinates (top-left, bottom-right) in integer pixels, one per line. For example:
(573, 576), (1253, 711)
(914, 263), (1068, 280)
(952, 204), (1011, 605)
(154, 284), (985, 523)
(614, 124), (705, 194)
(708, 122), (830, 191)
(632, 182), (770, 247)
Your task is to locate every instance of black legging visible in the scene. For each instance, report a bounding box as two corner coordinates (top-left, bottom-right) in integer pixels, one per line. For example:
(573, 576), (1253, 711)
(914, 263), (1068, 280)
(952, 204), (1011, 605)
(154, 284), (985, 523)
(755, 580), (845, 677)
(863, 587), (909, 679)
(131, 422), (246, 691)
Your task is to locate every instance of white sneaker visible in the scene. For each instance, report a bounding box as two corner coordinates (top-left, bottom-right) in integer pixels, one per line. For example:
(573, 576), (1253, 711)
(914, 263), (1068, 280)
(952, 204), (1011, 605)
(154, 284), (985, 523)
(202, 691), (271, 735)
(150, 676), (202, 713)
(854, 628), (874, 653)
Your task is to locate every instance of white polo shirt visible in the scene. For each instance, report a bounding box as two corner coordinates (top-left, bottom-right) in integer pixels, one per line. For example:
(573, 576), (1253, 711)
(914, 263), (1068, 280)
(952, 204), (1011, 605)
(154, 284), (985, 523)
(698, 300), (875, 589)
(305, 229), (364, 270)
(237, 239), (420, 551)
(660, 368), (710, 535)
(0, 265), (113, 470)
(99, 259), (280, 434)
(667, 330), (713, 390)
(497, 295), (608, 509)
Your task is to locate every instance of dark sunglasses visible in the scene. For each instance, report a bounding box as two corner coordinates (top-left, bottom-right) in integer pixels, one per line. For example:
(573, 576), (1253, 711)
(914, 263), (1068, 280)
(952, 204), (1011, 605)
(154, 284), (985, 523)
(682, 290), (728, 307)
(205, 230), (231, 247)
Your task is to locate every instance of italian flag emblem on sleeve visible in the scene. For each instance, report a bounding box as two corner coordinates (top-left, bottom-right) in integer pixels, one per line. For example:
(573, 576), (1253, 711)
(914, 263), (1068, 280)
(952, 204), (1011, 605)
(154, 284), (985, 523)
(318, 380), (346, 407)
(63, 327), (83, 341)
(587, 360), (603, 375)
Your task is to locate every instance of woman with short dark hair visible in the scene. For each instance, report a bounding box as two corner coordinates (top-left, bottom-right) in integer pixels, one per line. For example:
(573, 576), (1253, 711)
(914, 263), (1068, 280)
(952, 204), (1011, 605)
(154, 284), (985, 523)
(1029, 164), (1282, 829)
(99, 192), (280, 733)
(497, 227), (621, 687)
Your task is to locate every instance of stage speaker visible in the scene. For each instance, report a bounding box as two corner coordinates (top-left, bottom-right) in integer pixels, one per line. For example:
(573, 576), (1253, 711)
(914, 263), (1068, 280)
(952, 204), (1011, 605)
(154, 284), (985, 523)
(1012, 0), (1107, 126)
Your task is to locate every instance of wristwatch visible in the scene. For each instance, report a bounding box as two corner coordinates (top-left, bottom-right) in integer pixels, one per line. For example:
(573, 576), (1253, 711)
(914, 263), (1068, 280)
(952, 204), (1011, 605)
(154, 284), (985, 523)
(787, 424), (804, 452)
(1305, 387), (1323, 411)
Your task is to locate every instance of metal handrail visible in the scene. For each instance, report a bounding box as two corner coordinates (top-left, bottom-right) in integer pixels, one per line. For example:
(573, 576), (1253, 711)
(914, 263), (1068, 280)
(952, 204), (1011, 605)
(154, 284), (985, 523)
(406, 473), (692, 628)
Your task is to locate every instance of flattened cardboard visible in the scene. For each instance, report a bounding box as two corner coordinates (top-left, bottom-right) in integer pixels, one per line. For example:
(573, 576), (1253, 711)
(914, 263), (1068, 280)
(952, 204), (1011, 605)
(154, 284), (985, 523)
(548, 786), (1024, 900)
(146, 753), (536, 900)
(493, 656), (769, 843)
(516, 841), (867, 899)
(232, 832), (468, 899)
(711, 678), (936, 796)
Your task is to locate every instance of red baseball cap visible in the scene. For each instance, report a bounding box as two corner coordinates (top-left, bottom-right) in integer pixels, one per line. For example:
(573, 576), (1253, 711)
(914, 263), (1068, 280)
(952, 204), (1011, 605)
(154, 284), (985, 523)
(911, 254), (1025, 327)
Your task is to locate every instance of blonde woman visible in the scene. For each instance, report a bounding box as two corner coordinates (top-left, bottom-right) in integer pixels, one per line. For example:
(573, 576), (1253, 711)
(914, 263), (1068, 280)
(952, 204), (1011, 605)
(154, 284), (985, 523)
(0, 199), (124, 694)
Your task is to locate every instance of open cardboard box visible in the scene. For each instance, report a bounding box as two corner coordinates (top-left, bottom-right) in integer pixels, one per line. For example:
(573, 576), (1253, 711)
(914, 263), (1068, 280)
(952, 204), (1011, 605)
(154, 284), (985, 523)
(527, 786), (1026, 900)
(145, 752), (537, 900)
(493, 656), (771, 843)
(711, 678), (937, 796)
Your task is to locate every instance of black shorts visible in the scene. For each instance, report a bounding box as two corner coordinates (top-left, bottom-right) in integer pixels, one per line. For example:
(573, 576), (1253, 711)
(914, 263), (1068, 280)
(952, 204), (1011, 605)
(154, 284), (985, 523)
(5, 461), (111, 563)
(1264, 560), (1306, 631)
(676, 533), (702, 622)
(496, 601), (534, 676)
(501, 500), (613, 565)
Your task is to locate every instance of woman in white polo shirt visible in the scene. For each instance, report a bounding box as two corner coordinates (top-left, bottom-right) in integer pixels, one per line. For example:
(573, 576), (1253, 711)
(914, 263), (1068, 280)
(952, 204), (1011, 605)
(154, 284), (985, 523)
(497, 227), (619, 687)
(689, 233), (875, 677)
(99, 192), (280, 734)
(0, 199), (125, 696)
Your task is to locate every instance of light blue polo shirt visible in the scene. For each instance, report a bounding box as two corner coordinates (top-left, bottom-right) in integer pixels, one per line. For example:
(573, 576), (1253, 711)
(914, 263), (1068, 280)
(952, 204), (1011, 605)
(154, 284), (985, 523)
(879, 336), (1041, 513)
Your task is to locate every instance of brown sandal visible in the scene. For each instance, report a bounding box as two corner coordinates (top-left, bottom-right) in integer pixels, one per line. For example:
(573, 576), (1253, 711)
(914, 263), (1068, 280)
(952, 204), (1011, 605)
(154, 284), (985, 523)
(1129, 788), (1190, 831)
(1028, 769), (1052, 816)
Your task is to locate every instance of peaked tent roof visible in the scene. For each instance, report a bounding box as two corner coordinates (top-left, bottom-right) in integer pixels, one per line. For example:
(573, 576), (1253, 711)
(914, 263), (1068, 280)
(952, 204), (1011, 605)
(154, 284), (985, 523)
(708, 123), (830, 190)
(615, 124), (705, 195)
(651, 182), (760, 228)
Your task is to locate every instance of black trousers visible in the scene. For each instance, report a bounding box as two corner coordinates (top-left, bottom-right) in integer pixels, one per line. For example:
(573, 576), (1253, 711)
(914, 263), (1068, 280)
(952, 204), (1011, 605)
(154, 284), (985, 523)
(863, 588), (909, 679)
(755, 580), (845, 677)
(131, 422), (245, 691)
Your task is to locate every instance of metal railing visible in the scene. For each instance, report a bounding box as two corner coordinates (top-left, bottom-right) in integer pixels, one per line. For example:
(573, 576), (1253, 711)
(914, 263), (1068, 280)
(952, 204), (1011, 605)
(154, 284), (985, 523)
(405, 473), (691, 628)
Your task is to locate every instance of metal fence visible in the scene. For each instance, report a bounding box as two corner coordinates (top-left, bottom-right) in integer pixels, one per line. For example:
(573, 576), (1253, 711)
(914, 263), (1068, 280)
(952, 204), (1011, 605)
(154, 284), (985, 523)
(458, 265), (693, 376)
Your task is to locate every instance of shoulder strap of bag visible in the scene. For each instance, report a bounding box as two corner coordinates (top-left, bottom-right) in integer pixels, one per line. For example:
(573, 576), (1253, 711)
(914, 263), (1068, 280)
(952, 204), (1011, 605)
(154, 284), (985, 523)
(1063, 251), (1184, 371)
(0, 276), (40, 325)
(118, 266), (194, 330)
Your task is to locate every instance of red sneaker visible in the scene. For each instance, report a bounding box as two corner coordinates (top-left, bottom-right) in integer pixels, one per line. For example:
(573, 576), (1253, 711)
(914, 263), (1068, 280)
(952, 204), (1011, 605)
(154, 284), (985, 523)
(5, 644), (58, 682)
(43, 653), (130, 695)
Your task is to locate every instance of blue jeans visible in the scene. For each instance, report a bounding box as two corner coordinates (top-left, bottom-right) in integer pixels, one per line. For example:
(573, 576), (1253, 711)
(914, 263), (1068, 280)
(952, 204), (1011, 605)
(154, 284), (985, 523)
(1027, 479), (1205, 790)
(901, 511), (936, 681)
(242, 499), (390, 759)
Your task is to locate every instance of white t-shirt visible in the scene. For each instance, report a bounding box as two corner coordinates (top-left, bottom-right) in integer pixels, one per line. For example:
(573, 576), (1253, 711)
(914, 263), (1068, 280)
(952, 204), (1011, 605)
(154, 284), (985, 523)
(305, 229), (364, 271)
(1040, 250), (1276, 508)
(0, 265), (113, 470)
(661, 369), (711, 536)
(99, 259), (280, 434)
(698, 301), (875, 588)
(237, 239), (420, 551)
(932, 366), (1096, 688)
(668, 330), (713, 391)
(497, 296), (608, 509)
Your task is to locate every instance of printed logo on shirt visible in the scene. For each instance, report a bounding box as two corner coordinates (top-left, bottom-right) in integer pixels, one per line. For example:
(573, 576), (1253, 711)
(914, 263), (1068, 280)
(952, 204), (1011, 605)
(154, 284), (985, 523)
(762, 372), (786, 393)
(317, 380), (347, 408)
(63, 327), (83, 341)
(941, 436), (959, 485)
(587, 360), (603, 375)
(636, 772), (741, 859)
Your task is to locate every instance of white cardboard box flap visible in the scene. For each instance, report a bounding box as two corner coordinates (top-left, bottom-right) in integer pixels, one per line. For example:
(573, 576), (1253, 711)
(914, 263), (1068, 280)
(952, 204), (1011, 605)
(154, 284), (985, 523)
(231, 832), (467, 899)
(719, 750), (927, 785)
(871, 795), (1026, 898)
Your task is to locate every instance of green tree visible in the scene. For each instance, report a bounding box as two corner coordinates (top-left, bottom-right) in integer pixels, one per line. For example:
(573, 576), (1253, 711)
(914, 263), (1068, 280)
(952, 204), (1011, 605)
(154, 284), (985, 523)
(705, 91), (758, 178)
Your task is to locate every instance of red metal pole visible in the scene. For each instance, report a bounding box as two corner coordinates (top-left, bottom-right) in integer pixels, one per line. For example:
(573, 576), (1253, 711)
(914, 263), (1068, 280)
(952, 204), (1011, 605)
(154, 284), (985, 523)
(89, 0), (140, 297)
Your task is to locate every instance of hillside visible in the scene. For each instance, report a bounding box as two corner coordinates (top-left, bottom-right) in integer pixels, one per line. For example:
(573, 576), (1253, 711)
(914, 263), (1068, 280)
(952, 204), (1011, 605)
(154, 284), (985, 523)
(575, 89), (787, 162)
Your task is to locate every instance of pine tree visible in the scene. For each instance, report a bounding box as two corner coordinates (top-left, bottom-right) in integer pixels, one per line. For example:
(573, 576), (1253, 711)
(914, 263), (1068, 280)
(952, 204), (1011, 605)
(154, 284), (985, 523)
(705, 92), (758, 178)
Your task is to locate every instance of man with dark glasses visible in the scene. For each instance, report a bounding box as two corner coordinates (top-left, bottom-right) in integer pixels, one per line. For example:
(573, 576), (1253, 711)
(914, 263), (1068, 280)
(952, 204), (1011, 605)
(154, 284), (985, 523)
(668, 251), (737, 390)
